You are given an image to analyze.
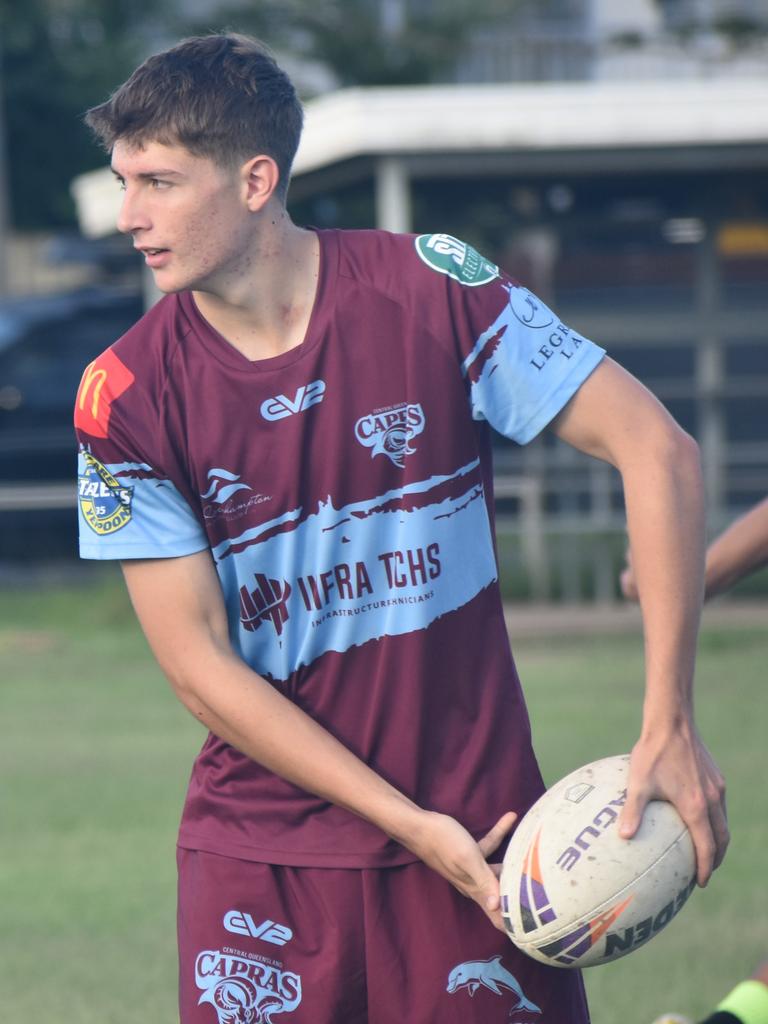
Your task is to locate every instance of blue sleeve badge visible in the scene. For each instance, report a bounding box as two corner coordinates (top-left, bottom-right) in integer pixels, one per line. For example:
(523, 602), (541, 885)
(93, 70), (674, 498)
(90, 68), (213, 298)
(78, 452), (133, 535)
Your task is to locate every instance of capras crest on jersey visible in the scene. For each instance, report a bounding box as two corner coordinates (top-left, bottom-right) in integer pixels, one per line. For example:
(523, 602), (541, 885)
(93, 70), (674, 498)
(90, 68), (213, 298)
(354, 402), (425, 467)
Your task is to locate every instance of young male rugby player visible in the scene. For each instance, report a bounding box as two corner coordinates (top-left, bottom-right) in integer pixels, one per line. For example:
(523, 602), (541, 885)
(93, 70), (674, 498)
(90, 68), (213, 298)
(75, 32), (728, 1024)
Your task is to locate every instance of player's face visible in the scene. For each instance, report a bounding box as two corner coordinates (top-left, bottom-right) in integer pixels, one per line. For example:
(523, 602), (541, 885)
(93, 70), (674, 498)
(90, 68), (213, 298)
(112, 139), (254, 295)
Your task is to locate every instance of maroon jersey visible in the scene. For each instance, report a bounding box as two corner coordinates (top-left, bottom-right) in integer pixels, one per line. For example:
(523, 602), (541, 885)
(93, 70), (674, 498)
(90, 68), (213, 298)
(75, 229), (605, 867)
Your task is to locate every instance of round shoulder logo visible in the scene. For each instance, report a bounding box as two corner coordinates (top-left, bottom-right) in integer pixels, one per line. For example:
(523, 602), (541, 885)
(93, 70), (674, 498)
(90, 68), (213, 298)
(78, 452), (133, 536)
(415, 233), (499, 287)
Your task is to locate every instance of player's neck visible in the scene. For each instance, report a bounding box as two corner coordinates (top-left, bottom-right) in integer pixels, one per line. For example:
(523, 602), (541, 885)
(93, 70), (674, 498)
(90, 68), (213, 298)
(192, 217), (321, 362)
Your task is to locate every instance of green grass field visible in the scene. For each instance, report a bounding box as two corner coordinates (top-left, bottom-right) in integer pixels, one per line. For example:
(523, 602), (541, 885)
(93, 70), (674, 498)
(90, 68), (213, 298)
(1, 564), (765, 1023)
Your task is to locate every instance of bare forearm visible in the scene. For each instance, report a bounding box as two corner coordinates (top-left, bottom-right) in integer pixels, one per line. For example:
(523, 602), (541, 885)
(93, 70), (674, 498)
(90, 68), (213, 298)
(166, 640), (423, 844)
(551, 361), (726, 882)
(623, 431), (705, 719)
(705, 497), (768, 599)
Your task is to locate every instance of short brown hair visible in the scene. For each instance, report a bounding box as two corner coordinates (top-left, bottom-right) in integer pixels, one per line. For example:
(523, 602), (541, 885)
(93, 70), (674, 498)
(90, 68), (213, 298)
(85, 33), (303, 201)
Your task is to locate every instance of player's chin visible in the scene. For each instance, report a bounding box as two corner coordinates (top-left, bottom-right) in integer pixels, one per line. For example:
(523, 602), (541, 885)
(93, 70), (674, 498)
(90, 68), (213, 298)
(151, 271), (188, 296)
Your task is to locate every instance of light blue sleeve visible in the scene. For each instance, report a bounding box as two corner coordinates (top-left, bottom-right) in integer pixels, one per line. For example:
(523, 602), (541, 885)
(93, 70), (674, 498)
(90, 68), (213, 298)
(461, 283), (606, 444)
(77, 449), (209, 560)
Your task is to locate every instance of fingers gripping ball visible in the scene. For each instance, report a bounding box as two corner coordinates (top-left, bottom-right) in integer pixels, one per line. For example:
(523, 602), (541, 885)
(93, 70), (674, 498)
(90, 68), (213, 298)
(500, 755), (696, 968)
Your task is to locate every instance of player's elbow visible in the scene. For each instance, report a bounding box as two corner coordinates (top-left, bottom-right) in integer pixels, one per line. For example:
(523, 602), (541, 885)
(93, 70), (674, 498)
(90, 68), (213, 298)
(154, 642), (225, 719)
(634, 413), (701, 479)
(165, 665), (207, 716)
(661, 421), (702, 482)
(615, 413), (703, 500)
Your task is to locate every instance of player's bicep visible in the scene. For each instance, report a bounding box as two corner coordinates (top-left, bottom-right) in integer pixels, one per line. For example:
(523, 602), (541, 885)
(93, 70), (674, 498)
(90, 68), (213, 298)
(550, 357), (687, 467)
(121, 550), (231, 687)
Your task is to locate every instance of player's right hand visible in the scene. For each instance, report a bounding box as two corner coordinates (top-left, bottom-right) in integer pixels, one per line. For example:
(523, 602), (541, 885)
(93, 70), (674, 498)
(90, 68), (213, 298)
(403, 810), (517, 932)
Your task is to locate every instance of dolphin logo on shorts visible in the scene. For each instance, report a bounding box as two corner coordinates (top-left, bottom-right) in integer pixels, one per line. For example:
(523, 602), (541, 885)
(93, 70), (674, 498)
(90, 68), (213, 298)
(446, 955), (541, 1013)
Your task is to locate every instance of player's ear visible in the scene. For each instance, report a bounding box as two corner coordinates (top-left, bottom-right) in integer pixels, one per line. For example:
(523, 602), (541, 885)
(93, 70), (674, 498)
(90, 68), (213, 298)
(241, 155), (280, 212)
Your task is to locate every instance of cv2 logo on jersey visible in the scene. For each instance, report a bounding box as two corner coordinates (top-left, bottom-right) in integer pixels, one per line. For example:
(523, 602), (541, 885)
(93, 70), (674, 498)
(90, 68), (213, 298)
(261, 379), (326, 421)
(354, 402), (425, 468)
(447, 957), (541, 1015)
(78, 451), (133, 536)
(239, 574), (292, 637)
(224, 911), (293, 947)
(196, 949), (301, 1024)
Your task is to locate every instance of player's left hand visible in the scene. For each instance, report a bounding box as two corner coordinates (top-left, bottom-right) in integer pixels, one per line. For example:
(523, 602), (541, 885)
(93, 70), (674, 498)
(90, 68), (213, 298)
(403, 809), (517, 932)
(618, 723), (728, 887)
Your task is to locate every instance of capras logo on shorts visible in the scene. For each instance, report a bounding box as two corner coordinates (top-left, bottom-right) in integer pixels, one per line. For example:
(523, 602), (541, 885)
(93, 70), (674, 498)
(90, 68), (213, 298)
(354, 402), (425, 467)
(261, 379), (326, 421)
(196, 949), (301, 1023)
(224, 910), (293, 946)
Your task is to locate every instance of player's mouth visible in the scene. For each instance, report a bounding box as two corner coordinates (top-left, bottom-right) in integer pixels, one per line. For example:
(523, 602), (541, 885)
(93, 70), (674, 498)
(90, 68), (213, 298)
(139, 247), (171, 268)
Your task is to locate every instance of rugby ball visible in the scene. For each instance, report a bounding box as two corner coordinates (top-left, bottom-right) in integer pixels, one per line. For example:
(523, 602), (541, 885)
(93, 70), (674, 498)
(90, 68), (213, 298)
(500, 754), (696, 968)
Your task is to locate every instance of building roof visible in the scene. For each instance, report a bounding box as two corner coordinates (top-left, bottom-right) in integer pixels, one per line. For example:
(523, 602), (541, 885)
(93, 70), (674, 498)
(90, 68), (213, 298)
(72, 78), (768, 237)
(292, 78), (768, 170)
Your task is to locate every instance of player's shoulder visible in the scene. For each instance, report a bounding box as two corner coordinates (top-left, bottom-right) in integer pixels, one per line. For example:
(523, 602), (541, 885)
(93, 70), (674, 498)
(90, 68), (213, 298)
(333, 227), (418, 285)
(334, 227), (503, 299)
(110, 290), (188, 369)
(80, 292), (187, 389)
(74, 292), (185, 439)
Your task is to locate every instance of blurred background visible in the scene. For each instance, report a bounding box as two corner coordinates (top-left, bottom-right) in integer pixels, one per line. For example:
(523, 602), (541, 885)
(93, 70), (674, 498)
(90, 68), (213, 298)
(1, 0), (767, 600)
(1, 5), (766, 1024)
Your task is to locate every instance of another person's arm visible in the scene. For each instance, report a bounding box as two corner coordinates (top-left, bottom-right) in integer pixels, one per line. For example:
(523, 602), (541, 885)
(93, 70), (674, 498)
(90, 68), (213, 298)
(623, 497), (768, 602)
(551, 357), (729, 886)
(121, 552), (516, 929)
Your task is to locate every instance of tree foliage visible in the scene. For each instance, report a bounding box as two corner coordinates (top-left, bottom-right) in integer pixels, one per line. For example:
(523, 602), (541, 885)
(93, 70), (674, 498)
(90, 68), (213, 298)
(0, 0), (518, 229)
(186, 0), (518, 89)
(0, 0), (174, 228)
(651, 0), (767, 45)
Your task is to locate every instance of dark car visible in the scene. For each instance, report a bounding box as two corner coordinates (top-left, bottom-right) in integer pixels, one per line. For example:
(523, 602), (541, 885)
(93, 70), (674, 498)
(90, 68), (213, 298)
(0, 285), (143, 482)
(0, 286), (143, 561)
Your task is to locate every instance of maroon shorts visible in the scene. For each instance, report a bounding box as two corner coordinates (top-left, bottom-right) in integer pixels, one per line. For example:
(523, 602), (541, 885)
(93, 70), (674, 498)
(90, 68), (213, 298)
(178, 847), (590, 1024)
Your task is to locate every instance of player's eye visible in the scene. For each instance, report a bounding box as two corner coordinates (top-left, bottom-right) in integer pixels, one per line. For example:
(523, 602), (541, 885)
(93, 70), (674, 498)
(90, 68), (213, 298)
(149, 178), (172, 190)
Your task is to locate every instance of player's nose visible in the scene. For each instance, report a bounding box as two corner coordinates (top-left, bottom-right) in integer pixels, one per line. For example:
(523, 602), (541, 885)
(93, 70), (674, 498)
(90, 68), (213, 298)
(116, 188), (151, 235)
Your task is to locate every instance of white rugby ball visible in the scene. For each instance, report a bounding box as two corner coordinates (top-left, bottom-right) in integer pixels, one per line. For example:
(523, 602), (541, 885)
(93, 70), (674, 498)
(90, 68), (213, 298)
(500, 754), (696, 968)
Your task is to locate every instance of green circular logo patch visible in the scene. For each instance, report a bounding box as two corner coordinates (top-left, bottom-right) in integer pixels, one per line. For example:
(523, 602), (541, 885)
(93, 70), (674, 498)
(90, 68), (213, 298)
(415, 233), (499, 287)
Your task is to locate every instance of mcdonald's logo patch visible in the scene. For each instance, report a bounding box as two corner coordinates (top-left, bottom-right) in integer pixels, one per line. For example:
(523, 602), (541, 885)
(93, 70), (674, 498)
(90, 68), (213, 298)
(74, 349), (135, 438)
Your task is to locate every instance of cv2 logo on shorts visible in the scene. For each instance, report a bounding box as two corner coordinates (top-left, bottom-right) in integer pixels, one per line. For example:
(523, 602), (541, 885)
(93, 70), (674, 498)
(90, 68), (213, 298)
(196, 949), (301, 1024)
(224, 910), (293, 947)
(447, 956), (541, 1015)
(261, 380), (326, 422)
(78, 451), (133, 536)
(354, 402), (425, 468)
(239, 574), (292, 637)
(415, 233), (499, 287)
